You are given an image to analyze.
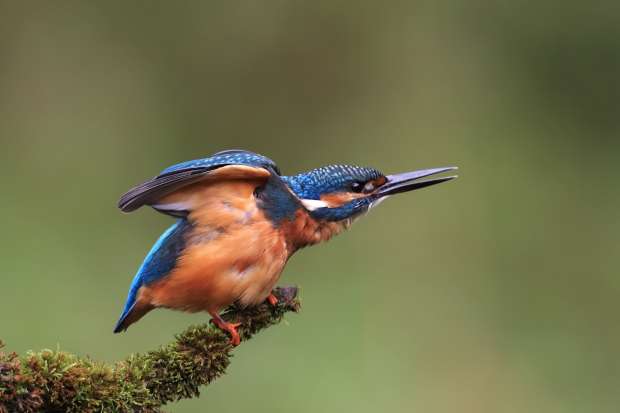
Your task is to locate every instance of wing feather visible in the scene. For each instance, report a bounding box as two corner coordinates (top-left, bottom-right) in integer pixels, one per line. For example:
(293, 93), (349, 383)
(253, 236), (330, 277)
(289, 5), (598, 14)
(118, 150), (278, 214)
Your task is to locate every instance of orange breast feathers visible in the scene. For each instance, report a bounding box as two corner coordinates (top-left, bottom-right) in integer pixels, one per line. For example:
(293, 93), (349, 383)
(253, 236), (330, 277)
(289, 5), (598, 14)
(280, 208), (351, 250)
(139, 180), (289, 313)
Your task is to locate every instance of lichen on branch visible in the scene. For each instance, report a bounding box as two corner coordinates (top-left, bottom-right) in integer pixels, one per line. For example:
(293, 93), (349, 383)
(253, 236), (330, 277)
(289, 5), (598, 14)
(0, 286), (300, 413)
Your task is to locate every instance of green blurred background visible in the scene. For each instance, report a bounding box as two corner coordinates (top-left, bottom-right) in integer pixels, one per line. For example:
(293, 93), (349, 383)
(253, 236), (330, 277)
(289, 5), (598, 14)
(1, 2), (619, 412)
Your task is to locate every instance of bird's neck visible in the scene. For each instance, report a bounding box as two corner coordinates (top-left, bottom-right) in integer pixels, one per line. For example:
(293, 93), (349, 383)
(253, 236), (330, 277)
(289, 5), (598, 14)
(255, 175), (351, 252)
(280, 209), (351, 252)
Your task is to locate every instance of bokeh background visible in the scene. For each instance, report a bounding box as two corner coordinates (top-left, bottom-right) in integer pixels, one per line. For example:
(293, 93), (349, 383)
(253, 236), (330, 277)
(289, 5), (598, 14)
(1, 2), (619, 412)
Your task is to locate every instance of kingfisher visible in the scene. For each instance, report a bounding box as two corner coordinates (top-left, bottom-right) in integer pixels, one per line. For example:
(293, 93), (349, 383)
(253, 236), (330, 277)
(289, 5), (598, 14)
(113, 150), (457, 345)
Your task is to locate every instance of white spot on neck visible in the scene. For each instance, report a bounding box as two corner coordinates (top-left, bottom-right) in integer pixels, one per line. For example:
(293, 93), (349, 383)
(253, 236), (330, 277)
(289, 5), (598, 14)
(301, 199), (329, 211)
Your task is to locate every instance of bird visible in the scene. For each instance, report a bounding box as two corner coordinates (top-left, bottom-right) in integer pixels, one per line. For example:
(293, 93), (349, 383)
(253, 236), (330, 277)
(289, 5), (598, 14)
(113, 149), (457, 345)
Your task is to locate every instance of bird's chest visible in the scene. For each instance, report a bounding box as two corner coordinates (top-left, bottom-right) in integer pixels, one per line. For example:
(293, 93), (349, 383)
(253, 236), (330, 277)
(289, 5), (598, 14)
(150, 197), (289, 311)
(280, 209), (350, 251)
(205, 219), (289, 307)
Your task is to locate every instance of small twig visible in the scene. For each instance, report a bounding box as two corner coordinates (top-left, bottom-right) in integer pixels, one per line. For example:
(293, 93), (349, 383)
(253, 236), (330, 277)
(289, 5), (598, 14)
(0, 286), (300, 413)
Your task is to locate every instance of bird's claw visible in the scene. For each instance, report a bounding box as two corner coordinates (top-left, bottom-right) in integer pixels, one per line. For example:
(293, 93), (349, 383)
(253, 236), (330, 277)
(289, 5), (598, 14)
(210, 314), (242, 346)
(267, 293), (278, 306)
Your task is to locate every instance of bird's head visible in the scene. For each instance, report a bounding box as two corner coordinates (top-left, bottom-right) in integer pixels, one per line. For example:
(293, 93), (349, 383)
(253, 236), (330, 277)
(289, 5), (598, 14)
(282, 164), (457, 223)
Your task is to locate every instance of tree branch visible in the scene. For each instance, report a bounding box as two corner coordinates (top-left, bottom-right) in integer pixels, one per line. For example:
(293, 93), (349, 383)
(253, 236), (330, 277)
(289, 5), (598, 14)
(0, 286), (300, 413)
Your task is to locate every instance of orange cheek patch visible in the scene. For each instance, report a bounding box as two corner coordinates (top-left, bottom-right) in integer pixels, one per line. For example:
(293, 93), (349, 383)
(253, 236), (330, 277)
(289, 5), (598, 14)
(371, 176), (387, 187)
(320, 192), (365, 207)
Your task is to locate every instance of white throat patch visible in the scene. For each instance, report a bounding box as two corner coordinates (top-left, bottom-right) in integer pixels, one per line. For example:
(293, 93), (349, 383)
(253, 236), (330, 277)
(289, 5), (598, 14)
(300, 199), (329, 211)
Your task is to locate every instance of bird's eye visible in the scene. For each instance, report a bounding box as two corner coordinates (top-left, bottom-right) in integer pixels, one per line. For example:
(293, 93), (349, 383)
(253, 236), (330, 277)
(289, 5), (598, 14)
(351, 182), (364, 192)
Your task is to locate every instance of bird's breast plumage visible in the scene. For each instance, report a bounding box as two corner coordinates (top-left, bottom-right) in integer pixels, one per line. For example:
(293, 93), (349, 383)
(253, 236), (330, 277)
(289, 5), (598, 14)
(139, 179), (289, 312)
(279, 208), (351, 250)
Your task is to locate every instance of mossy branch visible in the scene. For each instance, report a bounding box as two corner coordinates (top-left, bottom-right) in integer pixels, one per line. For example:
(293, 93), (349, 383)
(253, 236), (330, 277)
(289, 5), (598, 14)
(0, 286), (300, 413)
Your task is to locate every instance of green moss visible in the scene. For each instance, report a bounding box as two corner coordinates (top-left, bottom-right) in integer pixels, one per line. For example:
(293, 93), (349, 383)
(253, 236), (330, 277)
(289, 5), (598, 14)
(0, 286), (300, 412)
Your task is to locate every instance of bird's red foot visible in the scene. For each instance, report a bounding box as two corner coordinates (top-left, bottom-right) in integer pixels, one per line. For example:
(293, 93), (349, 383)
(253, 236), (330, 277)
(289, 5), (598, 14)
(267, 293), (278, 306)
(209, 311), (242, 346)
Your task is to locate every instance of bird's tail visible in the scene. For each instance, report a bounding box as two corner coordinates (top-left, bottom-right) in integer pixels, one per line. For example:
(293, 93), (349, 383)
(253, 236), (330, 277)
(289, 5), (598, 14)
(113, 300), (154, 333)
(113, 273), (155, 333)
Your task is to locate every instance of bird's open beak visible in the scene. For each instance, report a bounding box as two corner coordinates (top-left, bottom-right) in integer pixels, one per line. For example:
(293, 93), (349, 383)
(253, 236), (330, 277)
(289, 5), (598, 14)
(377, 167), (458, 197)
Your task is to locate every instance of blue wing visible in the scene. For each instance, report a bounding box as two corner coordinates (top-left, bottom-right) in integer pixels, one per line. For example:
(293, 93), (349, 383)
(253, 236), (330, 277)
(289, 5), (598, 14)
(159, 149), (280, 175)
(118, 150), (280, 213)
(113, 219), (190, 333)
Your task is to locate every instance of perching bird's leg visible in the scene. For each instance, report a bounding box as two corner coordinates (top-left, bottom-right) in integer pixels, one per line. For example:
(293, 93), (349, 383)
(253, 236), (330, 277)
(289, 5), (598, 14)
(209, 311), (241, 346)
(267, 293), (278, 306)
